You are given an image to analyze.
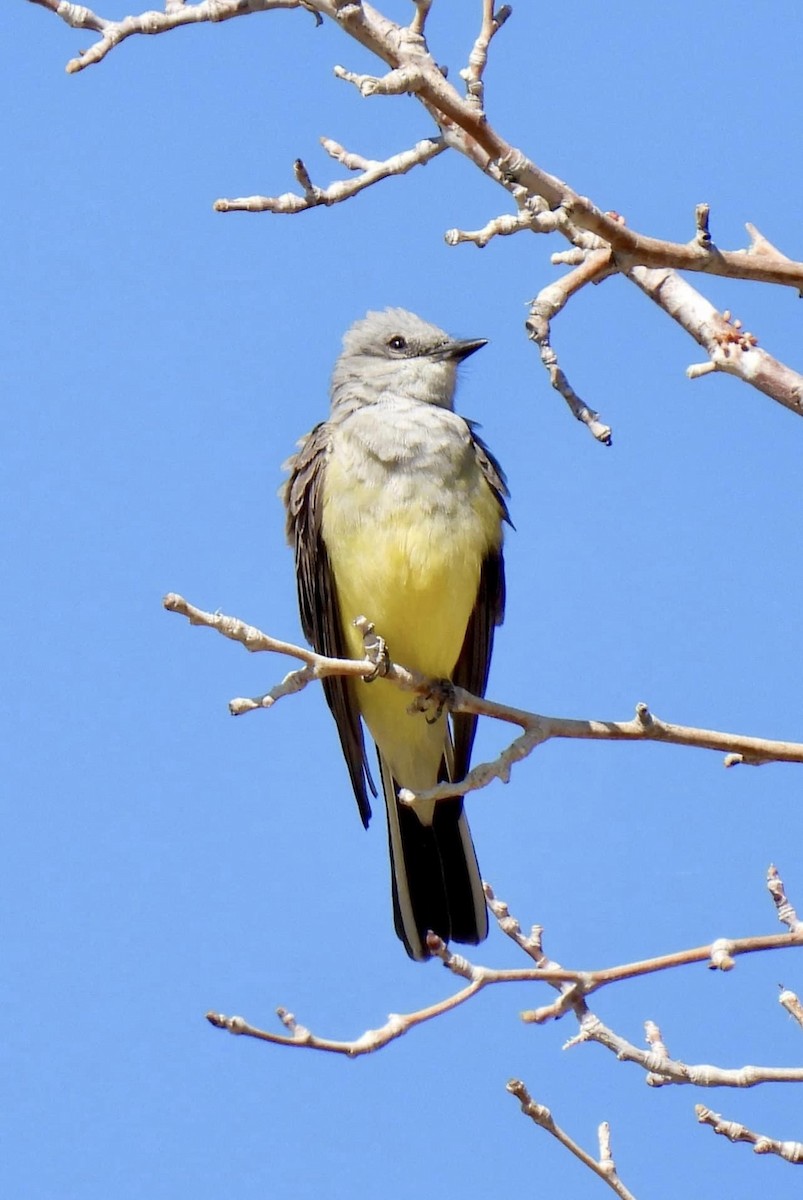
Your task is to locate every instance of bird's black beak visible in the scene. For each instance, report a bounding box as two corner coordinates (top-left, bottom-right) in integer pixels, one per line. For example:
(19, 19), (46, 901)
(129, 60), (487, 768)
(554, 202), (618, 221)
(431, 337), (488, 363)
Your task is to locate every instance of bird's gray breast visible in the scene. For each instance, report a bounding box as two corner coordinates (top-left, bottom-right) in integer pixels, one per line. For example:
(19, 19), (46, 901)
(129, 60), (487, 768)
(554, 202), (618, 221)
(330, 397), (474, 498)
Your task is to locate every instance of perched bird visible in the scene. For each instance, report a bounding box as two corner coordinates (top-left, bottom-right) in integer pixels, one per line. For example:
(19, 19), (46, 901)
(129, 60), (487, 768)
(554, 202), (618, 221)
(283, 308), (510, 959)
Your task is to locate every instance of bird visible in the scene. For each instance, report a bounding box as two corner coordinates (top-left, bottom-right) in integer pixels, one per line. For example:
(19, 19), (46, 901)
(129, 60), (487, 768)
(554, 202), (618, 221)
(283, 308), (510, 960)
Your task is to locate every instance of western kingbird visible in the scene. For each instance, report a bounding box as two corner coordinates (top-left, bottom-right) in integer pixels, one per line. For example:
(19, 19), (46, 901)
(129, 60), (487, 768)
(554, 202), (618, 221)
(283, 308), (510, 959)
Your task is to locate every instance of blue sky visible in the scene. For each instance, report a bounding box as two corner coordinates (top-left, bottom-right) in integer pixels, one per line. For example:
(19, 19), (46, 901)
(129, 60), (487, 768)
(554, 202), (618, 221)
(6, 2), (803, 1197)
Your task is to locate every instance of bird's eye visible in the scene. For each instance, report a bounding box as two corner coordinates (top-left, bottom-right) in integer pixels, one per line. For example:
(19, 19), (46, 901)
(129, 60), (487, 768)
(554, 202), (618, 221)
(387, 335), (407, 352)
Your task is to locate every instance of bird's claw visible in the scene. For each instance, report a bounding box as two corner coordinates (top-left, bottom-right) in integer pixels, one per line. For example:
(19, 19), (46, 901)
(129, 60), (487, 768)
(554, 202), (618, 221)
(411, 678), (454, 723)
(355, 617), (390, 682)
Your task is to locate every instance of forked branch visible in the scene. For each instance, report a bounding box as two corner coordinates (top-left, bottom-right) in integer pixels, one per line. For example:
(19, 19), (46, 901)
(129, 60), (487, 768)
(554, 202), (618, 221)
(508, 1082), (638, 1200)
(163, 594), (803, 806)
(30, 0), (803, 430)
(205, 870), (803, 1059)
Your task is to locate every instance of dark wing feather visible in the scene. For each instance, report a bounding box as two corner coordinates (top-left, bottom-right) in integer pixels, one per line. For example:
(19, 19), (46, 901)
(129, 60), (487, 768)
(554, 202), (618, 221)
(451, 426), (511, 780)
(283, 424), (375, 827)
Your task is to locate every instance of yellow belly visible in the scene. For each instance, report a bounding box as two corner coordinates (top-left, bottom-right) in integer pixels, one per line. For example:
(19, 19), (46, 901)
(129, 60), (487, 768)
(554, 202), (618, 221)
(321, 456), (501, 790)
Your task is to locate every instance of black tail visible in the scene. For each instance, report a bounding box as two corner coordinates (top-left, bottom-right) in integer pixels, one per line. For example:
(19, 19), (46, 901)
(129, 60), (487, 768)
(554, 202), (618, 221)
(380, 758), (488, 960)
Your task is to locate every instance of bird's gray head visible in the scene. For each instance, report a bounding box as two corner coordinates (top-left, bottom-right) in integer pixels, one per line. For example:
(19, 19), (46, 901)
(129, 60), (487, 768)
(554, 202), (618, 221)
(330, 308), (486, 413)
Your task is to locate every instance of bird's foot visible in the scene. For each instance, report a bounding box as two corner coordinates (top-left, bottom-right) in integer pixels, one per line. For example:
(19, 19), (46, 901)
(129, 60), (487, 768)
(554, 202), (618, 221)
(355, 616), (390, 682)
(411, 678), (455, 724)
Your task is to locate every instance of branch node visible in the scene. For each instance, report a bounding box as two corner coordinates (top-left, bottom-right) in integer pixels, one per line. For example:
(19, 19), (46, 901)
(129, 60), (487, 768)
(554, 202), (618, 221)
(206, 1011), (248, 1035)
(635, 702), (653, 728)
(767, 864), (803, 933)
(431, 936), (477, 980)
(709, 938), (736, 971)
(694, 202), (712, 248)
(333, 62), (423, 98)
(778, 985), (803, 1029)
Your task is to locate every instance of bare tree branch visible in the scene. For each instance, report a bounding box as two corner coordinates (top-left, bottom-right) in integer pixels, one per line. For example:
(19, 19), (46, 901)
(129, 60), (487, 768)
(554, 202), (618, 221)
(516, 925), (803, 1021)
(507, 1081), (639, 1200)
(32, 0), (803, 296)
(30, 0), (803, 426)
(564, 1010), (803, 1088)
(526, 247), (615, 444)
(696, 1105), (803, 1164)
(206, 933), (579, 1058)
(333, 60), (425, 98)
(28, 0), (318, 74)
(29, 6), (803, 1188)
(205, 875), (803, 1055)
(567, 201), (803, 290)
(459, 1), (512, 112)
(214, 136), (446, 213)
(444, 204), (544, 248)
(163, 595), (803, 806)
(629, 267), (803, 418)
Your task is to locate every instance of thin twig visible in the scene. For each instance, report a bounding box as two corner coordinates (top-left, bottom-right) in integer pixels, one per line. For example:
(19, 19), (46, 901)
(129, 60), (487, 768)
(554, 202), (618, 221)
(215, 136), (445, 213)
(563, 1009), (803, 1088)
(206, 945), (577, 1057)
(768, 863), (803, 933)
(163, 596), (803, 806)
(526, 247), (615, 444)
(204, 876), (803, 1054)
(408, 1), (431, 38)
(333, 62), (424, 98)
(696, 1106), (803, 1164)
(459, 1), (512, 111)
(29, 0), (317, 73)
(507, 1081), (639, 1200)
(444, 206), (540, 248)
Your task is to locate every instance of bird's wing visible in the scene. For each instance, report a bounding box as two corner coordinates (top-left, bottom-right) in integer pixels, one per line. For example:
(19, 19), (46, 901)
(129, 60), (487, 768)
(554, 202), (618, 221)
(283, 423), (375, 826)
(450, 426), (511, 780)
